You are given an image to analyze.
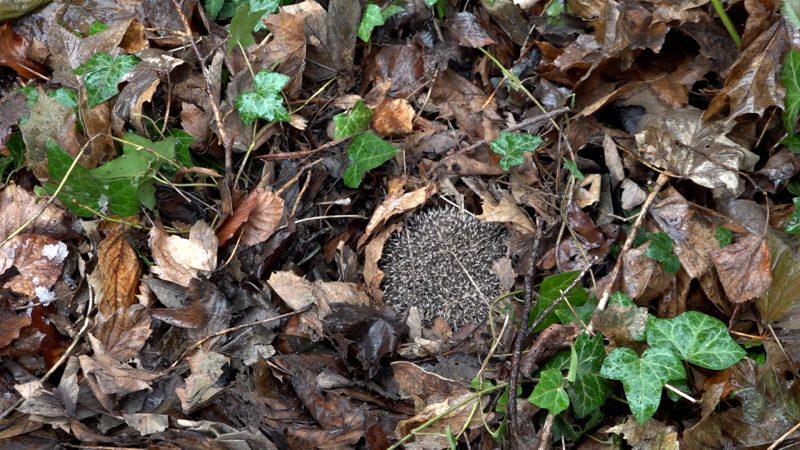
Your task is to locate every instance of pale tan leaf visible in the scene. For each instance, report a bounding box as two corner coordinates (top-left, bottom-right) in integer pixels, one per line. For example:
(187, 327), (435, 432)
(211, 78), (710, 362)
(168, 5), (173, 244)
(216, 189), (284, 246)
(175, 350), (229, 413)
(711, 234), (772, 303)
(0, 185), (76, 240)
(90, 224), (141, 316)
(0, 234), (67, 298)
(358, 180), (434, 248)
(371, 98), (414, 136)
(93, 304), (152, 362)
(79, 334), (164, 395)
(149, 221), (217, 287)
(122, 413), (169, 435)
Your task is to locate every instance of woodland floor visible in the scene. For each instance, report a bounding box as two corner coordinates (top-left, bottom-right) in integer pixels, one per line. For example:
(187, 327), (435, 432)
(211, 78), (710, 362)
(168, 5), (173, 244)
(1, 0), (800, 449)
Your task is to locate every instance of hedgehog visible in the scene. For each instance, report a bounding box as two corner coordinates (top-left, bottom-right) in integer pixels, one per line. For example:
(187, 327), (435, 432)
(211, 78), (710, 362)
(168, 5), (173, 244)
(380, 206), (509, 329)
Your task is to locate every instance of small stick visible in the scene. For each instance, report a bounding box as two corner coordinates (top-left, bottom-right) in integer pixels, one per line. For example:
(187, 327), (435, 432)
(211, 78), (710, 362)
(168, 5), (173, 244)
(591, 172), (670, 320)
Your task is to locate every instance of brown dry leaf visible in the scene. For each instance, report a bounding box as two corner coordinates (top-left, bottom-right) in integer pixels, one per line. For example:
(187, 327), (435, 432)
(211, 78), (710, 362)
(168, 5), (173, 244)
(620, 245), (673, 303)
(260, 10), (307, 95)
(465, 178), (535, 234)
(710, 234), (772, 303)
(149, 221), (217, 287)
(89, 224), (141, 316)
(704, 20), (789, 121)
(430, 69), (500, 141)
(216, 188), (284, 246)
(607, 417), (679, 450)
(14, 380), (66, 421)
(0, 234), (67, 298)
(267, 271), (371, 341)
(574, 174), (602, 208)
(371, 98), (415, 137)
(0, 302), (32, 349)
(176, 350), (229, 413)
(19, 92), (82, 180)
(0, 22), (47, 79)
(79, 334), (164, 396)
(179, 102), (209, 147)
(122, 413), (169, 436)
(363, 222), (401, 301)
(358, 179), (434, 248)
(445, 12), (495, 48)
(634, 108), (759, 194)
(364, 44), (426, 98)
(0, 185), (76, 240)
(93, 304), (152, 362)
(620, 179), (647, 210)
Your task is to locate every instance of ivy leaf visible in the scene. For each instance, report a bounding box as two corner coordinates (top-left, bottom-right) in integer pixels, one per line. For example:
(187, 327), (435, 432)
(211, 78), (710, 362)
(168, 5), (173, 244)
(786, 198), (800, 234)
(528, 368), (569, 415)
(249, 0), (280, 30)
(235, 70), (290, 124)
(646, 311), (746, 370)
(73, 52), (139, 108)
(782, 48), (800, 136)
(333, 101), (373, 139)
(716, 225), (734, 247)
(644, 231), (680, 273)
(87, 21), (108, 36)
(343, 131), (398, 188)
(600, 347), (685, 423)
(205, 0), (225, 20)
(490, 131), (543, 170)
(228, 2), (265, 50)
(357, 3), (403, 42)
(529, 271), (588, 332)
(563, 159), (585, 181)
(568, 333), (610, 418)
(784, 0), (800, 29)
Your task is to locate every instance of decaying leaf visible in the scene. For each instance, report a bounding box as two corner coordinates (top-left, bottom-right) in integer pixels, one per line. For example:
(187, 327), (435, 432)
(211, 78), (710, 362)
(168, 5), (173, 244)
(216, 188), (284, 246)
(176, 350), (229, 413)
(89, 224), (140, 315)
(0, 234), (67, 299)
(710, 234), (772, 303)
(150, 221), (217, 287)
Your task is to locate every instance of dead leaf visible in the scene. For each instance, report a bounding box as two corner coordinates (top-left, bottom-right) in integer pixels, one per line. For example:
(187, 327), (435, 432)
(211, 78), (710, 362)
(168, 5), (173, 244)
(0, 301), (32, 349)
(574, 173), (602, 208)
(176, 350), (229, 413)
(446, 12), (495, 48)
(364, 43), (425, 98)
(93, 304), (151, 362)
(150, 221), (217, 287)
(0, 185), (76, 240)
(19, 91), (82, 180)
(47, 20), (132, 89)
(122, 413), (169, 435)
(710, 234), (771, 303)
(608, 417), (679, 450)
(358, 180), (434, 248)
(79, 334), (164, 395)
(89, 224), (140, 316)
(0, 234), (67, 298)
(634, 108), (759, 194)
(0, 22), (47, 79)
(216, 188), (284, 246)
(371, 98), (415, 137)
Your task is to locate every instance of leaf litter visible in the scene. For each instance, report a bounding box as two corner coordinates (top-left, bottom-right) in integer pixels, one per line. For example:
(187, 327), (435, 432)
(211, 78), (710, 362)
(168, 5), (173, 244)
(0, 0), (799, 448)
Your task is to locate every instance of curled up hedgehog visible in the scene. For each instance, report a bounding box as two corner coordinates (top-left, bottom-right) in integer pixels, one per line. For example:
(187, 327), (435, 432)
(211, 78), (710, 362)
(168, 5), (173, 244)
(380, 206), (510, 330)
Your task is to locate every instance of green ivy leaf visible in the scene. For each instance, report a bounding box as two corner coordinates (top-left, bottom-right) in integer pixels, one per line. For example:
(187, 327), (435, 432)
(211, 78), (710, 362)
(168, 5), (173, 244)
(205, 0), (225, 20)
(528, 368), (569, 415)
(87, 21), (108, 36)
(644, 231), (680, 273)
(74, 52), (139, 108)
(786, 198), (800, 235)
(170, 129), (195, 168)
(716, 225), (734, 247)
(600, 347), (685, 423)
(567, 333), (610, 418)
(782, 48), (800, 135)
(343, 131), (398, 188)
(333, 100), (373, 139)
(784, 0), (800, 32)
(489, 131), (543, 170)
(49, 88), (78, 109)
(563, 159), (585, 181)
(249, 0), (279, 30)
(646, 311), (746, 370)
(235, 70), (290, 124)
(529, 271), (588, 332)
(228, 2), (265, 50)
(357, 3), (403, 42)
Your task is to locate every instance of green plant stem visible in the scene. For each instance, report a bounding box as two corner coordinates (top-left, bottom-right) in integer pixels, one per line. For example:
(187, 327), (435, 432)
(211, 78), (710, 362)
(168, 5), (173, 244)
(710, 0), (742, 48)
(388, 383), (507, 450)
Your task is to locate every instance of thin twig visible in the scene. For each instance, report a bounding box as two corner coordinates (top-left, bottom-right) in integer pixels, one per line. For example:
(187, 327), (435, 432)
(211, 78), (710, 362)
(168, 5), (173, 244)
(454, 107), (570, 156)
(767, 420), (800, 450)
(537, 413), (555, 450)
(507, 219), (543, 440)
(591, 172), (670, 319)
(170, 0), (232, 185)
(169, 306), (310, 369)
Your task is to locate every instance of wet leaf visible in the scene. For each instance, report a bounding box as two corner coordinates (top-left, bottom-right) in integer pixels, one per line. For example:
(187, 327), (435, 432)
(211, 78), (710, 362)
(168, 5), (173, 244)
(73, 52), (139, 108)
(756, 235), (800, 326)
(343, 131), (398, 188)
(646, 311), (746, 370)
(333, 100), (373, 139)
(528, 368), (569, 415)
(710, 234), (772, 303)
(489, 131), (543, 170)
(235, 70), (290, 124)
(600, 347), (685, 423)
